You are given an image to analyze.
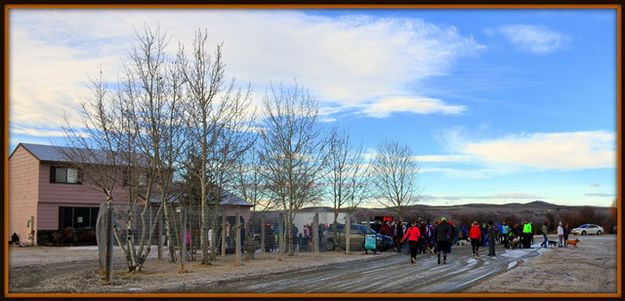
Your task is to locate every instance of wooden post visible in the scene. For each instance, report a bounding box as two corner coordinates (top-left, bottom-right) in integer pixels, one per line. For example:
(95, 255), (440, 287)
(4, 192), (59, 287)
(278, 218), (284, 253)
(104, 203), (113, 285)
(180, 208), (186, 272)
(345, 214), (351, 255)
(221, 216), (227, 256)
(234, 212), (241, 266)
(312, 213), (319, 254)
(260, 216), (265, 252)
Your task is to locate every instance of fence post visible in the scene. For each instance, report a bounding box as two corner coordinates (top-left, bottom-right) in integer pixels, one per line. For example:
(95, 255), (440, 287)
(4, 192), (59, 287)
(312, 213), (319, 254)
(157, 207), (163, 260)
(235, 212), (241, 266)
(260, 216), (265, 252)
(278, 217), (284, 253)
(345, 214), (351, 255)
(179, 207), (186, 272)
(221, 215), (227, 256)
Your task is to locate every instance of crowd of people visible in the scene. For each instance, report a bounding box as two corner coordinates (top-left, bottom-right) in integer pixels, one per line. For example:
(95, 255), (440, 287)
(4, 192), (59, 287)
(387, 217), (576, 264)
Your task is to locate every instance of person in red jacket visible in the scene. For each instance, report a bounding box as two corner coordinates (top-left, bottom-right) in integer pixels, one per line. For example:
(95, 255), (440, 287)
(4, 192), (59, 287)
(469, 221), (482, 256)
(401, 220), (421, 263)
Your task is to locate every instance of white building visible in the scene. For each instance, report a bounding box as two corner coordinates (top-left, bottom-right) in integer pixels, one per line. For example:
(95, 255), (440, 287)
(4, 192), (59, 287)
(292, 207), (347, 235)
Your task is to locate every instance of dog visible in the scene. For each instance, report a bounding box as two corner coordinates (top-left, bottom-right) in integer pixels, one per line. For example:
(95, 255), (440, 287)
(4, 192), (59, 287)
(566, 238), (580, 247)
(511, 237), (522, 249)
(548, 240), (558, 247)
(423, 241), (436, 255)
(457, 239), (470, 247)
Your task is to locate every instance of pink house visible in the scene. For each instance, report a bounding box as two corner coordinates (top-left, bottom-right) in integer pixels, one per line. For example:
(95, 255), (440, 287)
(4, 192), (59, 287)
(9, 143), (130, 245)
(9, 142), (253, 246)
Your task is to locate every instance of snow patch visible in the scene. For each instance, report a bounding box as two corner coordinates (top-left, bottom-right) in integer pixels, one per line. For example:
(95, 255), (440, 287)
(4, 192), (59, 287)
(507, 261), (518, 270)
(500, 249), (528, 259)
(466, 258), (478, 265)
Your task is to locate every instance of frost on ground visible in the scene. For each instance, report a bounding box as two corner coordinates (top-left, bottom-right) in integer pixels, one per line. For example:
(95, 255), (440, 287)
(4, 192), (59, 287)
(9, 246), (393, 293)
(467, 234), (617, 293)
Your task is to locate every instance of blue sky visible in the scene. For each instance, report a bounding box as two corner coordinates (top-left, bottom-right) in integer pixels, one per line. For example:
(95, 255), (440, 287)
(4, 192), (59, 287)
(8, 8), (618, 207)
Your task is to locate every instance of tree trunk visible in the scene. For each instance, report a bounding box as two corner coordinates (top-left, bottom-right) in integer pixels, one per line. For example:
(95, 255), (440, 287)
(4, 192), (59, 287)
(200, 201), (209, 264)
(163, 203), (176, 262)
(104, 203), (114, 285)
(96, 202), (106, 274)
(234, 213), (241, 266)
(312, 213), (319, 254)
(345, 214), (351, 255)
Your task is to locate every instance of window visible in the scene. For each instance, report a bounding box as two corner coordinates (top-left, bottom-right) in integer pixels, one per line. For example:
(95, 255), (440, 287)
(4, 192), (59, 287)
(50, 167), (81, 184)
(59, 207), (99, 229)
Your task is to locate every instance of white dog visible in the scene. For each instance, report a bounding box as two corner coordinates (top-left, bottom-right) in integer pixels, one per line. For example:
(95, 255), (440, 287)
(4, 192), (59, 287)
(457, 239), (470, 247)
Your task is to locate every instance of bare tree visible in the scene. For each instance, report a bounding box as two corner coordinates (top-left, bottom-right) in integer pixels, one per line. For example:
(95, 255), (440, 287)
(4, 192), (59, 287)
(370, 139), (421, 219)
(259, 83), (328, 256)
(179, 29), (254, 264)
(122, 26), (189, 264)
(326, 127), (370, 250)
(62, 70), (125, 282)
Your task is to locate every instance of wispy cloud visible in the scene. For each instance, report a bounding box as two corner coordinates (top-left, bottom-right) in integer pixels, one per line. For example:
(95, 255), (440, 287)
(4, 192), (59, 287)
(584, 192), (615, 197)
(361, 97), (466, 118)
(497, 24), (570, 54)
(9, 10), (485, 142)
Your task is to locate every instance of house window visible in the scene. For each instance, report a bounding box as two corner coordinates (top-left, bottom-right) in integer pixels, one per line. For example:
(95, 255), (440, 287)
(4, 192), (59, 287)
(50, 167), (81, 184)
(59, 207), (99, 229)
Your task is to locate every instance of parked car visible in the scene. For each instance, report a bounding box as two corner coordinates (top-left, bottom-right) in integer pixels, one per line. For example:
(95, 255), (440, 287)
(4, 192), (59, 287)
(571, 224), (604, 235)
(322, 224), (395, 252)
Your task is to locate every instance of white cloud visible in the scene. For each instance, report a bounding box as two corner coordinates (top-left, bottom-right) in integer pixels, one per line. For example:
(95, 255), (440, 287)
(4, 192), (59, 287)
(9, 9), (484, 141)
(412, 154), (471, 163)
(498, 24), (570, 54)
(464, 131), (615, 170)
(362, 96), (466, 118)
(584, 192), (615, 197)
(443, 129), (615, 171)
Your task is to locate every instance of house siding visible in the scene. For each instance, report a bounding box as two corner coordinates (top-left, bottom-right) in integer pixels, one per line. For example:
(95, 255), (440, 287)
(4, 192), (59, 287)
(9, 146), (40, 245)
(37, 163), (129, 231)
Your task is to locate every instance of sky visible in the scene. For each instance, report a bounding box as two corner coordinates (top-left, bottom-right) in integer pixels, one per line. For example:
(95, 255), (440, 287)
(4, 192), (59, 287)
(7, 8), (618, 207)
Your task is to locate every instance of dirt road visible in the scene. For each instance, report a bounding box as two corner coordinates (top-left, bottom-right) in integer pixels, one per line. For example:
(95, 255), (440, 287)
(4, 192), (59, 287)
(180, 246), (540, 293)
(9, 235), (616, 293)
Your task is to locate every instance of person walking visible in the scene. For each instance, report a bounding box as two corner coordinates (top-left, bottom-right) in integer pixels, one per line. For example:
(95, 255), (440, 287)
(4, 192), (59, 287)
(395, 220), (404, 253)
(557, 222), (564, 248)
(401, 220), (421, 263)
(540, 221), (549, 248)
(501, 221), (510, 249)
(434, 217), (452, 264)
(563, 223), (570, 247)
(469, 221), (482, 256)
(522, 220), (533, 248)
(417, 219), (426, 254)
(487, 221), (498, 256)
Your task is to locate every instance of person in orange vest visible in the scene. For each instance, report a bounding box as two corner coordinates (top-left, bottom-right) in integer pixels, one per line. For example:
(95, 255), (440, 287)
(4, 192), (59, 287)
(469, 221), (482, 256)
(401, 220), (421, 264)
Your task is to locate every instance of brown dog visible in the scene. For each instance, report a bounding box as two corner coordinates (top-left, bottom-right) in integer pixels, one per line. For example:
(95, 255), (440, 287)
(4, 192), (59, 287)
(566, 238), (580, 247)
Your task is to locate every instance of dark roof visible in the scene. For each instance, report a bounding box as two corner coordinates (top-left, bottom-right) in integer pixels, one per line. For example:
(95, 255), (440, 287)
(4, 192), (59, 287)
(15, 143), (146, 166)
(220, 191), (253, 207)
(17, 143), (78, 163)
(145, 191), (252, 207)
